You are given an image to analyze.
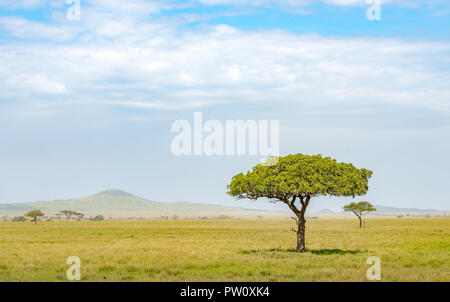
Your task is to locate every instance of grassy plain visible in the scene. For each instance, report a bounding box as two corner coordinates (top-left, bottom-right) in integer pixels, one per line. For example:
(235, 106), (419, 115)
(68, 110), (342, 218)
(0, 218), (448, 281)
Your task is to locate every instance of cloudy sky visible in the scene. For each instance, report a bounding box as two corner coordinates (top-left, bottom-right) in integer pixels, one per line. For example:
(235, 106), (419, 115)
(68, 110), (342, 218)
(0, 0), (449, 212)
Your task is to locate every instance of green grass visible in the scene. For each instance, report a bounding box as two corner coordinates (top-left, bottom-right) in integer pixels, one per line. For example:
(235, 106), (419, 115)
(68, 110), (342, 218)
(0, 218), (448, 281)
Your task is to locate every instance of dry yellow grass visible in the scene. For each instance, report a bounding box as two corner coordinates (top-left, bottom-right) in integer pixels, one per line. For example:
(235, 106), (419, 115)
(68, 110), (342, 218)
(0, 218), (448, 281)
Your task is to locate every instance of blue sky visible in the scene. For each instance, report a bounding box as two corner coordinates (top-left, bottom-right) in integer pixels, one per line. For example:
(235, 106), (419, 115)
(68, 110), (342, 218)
(0, 0), (449, 212)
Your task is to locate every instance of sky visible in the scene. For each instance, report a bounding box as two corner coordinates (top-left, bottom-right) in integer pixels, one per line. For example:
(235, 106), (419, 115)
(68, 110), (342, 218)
(0, 0), (449, 212)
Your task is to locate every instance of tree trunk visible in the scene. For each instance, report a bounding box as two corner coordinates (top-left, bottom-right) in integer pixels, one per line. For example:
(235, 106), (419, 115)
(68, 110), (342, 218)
(34, 217), (37, 224)
(286, 194), (310, 253)
(358, 216), (362, 228)
(296, 217), (306, 252)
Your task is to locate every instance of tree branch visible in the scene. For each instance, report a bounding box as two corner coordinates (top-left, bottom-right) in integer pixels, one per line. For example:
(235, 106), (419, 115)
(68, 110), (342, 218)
(298, 195), (305, 207)
(299, 194), (311, 216)
(289, 195), (296, 205)
(283, 197), (301, 218)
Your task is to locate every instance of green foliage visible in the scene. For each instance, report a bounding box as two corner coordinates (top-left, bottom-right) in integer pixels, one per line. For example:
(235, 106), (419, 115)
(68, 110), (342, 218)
(227, 154), (373, 201)
(24, 210), (45, 218)
(343, 201), (376, 216)
(90, 215), (104, 221)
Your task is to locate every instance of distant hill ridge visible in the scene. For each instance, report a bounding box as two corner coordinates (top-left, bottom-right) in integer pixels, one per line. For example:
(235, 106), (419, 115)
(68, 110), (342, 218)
(372, 205), (437, 213)
(92, 189), (135, 197)
(0, 189), (263, 216)
(0, 190), (445, 217)
(317, 209), (335, 214)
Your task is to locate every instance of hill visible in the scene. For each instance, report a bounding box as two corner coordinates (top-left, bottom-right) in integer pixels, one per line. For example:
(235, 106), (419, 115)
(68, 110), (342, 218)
(317, 209), (335, 214)
(0, 189), (274, 217)
(372, 205), (437, 213)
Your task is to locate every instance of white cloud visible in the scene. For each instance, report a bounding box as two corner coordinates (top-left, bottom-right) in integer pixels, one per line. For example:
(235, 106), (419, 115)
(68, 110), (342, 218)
(109, 100), (216, 110)
(0, 0), (46, 10)
(0, 1), (448, 114)
(5, 73), (66, 95)
(0, 17), (78, 41)
(225, 64), (241, 81)
(1, 28), (448, 113)
(144, 62), (170, 72)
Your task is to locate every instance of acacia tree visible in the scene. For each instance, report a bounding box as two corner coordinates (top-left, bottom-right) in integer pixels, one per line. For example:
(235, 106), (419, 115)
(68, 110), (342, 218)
(25, 210), (45, 224)
(55, 213), (63, 222)
(227, 154), (373, 252)
(74, 212), (84, 221)
(60, 210), (77, 220)
(343, 201), (376, 228)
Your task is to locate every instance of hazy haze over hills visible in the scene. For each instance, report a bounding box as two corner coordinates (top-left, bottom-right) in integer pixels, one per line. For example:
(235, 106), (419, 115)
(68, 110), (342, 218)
(0, 190), (446, 218)
(372, 205), (437, 213)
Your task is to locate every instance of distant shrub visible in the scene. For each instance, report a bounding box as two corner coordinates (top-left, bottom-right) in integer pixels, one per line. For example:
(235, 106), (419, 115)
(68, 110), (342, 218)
(12, 216), (26, 222)
(217, 215), (231, 220)
(90, 215), (104, 221)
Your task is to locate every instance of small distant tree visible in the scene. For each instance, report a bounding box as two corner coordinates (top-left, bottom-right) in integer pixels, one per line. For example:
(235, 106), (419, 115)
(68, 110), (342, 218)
(55, 213), (63, 221)
(74, 212), (84, 221)
(343, 201), (376, 228)
(60, 210), (77, 220)
(25, 210), (45, 224)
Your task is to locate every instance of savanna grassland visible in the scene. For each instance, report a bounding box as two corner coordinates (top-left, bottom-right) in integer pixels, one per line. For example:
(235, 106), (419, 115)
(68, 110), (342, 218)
(0, 218), (448, 281)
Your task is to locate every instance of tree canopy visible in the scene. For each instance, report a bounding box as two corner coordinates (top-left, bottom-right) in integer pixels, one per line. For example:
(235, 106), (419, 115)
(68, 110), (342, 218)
(344, 201), (376, 214)
(227, 154), (373, 201)
(60, 210), (78, 220)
